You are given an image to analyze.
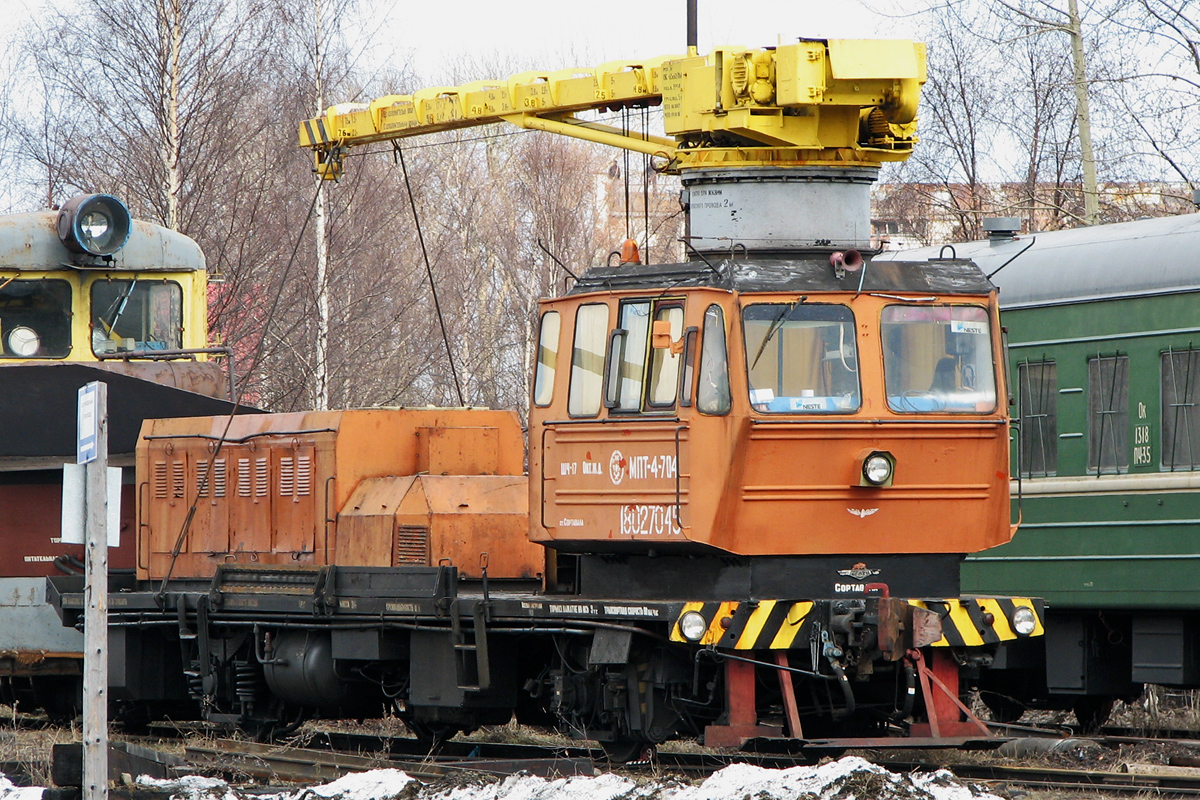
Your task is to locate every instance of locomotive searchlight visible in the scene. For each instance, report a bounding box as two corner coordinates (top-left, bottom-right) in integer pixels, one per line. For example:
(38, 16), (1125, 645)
(57, 194), (131, 257)
(861, 451), (895, 487)
(678, 611), (708, 642)
(1011, 606), (1037, 637)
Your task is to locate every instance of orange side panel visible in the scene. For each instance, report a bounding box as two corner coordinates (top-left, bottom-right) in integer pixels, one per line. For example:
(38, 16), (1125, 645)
(399, 476), (538, 580)
(418, 427), (501, 475)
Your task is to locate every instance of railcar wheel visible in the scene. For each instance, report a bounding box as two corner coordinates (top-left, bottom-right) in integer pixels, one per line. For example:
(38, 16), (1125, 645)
(33, 677), (81, 722)
(600, 737), (655, 764)
(407, 719), (463, 748)
(980, 691), (1026, 724)
(1072, 696), (1114, 733)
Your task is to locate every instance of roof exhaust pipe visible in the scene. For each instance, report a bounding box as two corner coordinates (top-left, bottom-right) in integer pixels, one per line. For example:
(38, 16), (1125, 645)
(686, 0), (698, 56)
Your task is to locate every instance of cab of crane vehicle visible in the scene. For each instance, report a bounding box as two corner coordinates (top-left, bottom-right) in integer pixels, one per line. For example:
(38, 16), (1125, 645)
(0, 194), (209, 361)
(527, 256), (1011, 561)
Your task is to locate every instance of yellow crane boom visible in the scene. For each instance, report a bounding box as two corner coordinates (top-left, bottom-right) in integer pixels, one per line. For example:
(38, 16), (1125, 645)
(299, 39), (926, 180)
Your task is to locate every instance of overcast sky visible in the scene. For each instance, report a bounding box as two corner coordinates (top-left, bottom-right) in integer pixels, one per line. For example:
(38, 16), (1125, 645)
(1, 0), (921, 87)
(361, 0), (920, 82)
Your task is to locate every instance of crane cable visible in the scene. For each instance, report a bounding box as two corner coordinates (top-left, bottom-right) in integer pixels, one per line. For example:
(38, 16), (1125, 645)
(642, 105), (650, 265)
(394, 141), (466, 407)
(623, 108), (631, 241)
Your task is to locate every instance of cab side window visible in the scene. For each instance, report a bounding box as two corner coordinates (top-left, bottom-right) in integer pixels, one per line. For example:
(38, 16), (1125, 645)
(606, 299), (684, 413)
(568, 304), (608, 417)
(533, 310), (560, 407)
(697, 305), (731, 415)
(647, 305), (684, 407)
(612, 301), (651, 411)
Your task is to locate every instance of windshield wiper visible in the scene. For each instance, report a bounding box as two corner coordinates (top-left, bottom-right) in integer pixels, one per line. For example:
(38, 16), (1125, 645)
(750, 299), (801, 370)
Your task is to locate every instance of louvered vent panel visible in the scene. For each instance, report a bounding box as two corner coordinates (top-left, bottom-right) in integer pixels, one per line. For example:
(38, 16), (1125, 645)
(153, 462), (168, 499)
(196, 460), (210, 497)
(395, 526), (430, 565)
(279, 457), (295, 496)
(254, 458), (268, 497)
(171, 462), (185, 498)
(296, 455), (312, 497)
(213, 459), (227, 497)
(237, 459), (251, 497)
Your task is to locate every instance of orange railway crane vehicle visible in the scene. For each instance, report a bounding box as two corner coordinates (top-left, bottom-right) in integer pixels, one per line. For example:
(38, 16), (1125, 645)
(48, 32), (1042, 758)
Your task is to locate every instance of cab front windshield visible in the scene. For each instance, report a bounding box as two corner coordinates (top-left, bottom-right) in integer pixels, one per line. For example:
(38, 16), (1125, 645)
(91, 280), (182, 355)
(743, 303), (860, 413)
(882, 304), (997, 413)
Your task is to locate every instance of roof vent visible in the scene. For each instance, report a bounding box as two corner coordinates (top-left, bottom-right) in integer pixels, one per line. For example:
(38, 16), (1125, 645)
(983, 217), (1021, 244)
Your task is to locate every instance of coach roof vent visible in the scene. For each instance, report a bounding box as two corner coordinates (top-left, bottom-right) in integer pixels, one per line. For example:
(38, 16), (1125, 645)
(983, 217), (1021, 244)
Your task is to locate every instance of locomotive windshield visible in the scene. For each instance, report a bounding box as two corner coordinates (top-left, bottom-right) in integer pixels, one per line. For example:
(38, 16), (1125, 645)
(742, 303), (860, 413)
(91, 279), (183, 355)
(881, 305), (997, 413)
(0, 279), (72, 358)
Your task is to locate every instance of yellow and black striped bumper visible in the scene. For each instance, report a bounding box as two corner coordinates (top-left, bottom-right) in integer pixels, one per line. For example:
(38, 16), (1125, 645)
(669, 597), (1043, 650)
(669, 600), (814, 649)
(910, 598), (1044, 646)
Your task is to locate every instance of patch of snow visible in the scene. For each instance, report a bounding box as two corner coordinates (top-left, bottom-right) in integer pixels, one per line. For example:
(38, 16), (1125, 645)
(80, 755), (1004, 800)
(137, 774), (243, 800)
(296, 756), (1002, 800)
(295, 769), (416, 800)
(0, 776), (43, 800)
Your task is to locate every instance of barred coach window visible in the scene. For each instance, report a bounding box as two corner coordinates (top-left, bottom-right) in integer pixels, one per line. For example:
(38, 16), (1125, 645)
(1018, 360), (1057, 477)
(1162, 347), (1200, 470)
(1088, 354), (1129, 474)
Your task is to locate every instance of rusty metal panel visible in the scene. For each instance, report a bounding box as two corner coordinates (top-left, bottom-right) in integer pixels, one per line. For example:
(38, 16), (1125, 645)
(137, 409), (529, 580)
(335, 475), (417, 566)
(417, 426), (500, 475)
(228, 446), (273, 558)
(401, 475), (539, 580)
(271, 443), (317, 555)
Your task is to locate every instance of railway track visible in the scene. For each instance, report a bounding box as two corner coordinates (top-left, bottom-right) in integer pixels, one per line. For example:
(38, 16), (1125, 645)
(20, 716), (1200, 796)
(177, 734), (1200, 797)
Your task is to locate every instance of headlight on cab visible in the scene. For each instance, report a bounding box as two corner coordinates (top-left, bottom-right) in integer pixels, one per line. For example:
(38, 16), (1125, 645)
(6, 326), (40, 357)
(1011, 606), (1037, 636)
(860, 451), (895, 487)
(679, 611), (708, 642)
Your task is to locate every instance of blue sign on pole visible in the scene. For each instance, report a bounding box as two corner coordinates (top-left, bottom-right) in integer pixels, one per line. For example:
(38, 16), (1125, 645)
(77, 382), (98, 464)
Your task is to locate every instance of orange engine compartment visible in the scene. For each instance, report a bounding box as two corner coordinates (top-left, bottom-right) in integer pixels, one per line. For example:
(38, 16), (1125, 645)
(136, 408), (541, 581)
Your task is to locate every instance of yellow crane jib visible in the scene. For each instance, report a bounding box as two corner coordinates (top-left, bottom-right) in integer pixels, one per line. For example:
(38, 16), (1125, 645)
(299, 39), (926, 180)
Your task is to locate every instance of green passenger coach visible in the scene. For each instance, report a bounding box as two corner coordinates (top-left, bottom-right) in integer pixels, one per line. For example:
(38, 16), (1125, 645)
(883, 212), (1200, 727)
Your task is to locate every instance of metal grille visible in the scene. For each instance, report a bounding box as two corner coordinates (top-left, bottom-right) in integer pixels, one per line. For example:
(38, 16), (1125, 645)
(153, 462), (168, 499)
(197, 459), (227, 498)
(1018, 361), (1057, 477)
(1162, 348), (1200, 470)
(279, 457), (294, 496)
(296, 455), (312, 496)
(172, 461), (185, 498)
(395, 526), (430, 565)
(1089, 354), (1129, 474)
(255, 458), (268, 497)
(237, 459), (251, 497)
